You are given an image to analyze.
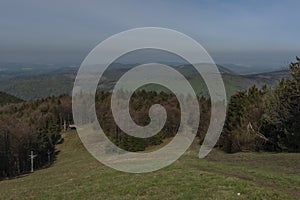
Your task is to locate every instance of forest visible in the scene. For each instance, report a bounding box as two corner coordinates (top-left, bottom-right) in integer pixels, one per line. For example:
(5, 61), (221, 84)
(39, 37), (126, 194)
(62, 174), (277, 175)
(0, 58), (299, 178)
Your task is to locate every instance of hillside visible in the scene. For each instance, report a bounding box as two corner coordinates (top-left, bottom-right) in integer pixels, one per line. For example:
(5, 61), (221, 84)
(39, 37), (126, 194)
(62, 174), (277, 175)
(0, 64), (289, 100)
(245, 70), (290, 85)
(0, 91), (23, 105)
(0, 131), (299, 199)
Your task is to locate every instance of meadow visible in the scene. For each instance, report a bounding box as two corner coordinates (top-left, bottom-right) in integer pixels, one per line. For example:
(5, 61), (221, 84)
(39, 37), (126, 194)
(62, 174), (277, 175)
(0, 131), (299, 200)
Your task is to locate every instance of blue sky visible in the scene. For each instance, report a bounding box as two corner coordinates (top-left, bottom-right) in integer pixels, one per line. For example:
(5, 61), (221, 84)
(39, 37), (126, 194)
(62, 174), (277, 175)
(0, 0), (299, 69)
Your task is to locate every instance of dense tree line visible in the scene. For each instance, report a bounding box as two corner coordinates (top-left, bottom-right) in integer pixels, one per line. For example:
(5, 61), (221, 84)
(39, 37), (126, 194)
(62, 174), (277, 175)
(0, 91), (210, 178)
(220, 58), (300, 152)
(0, 91), (23, 106)
(95, 91), (211, 152)
(0, 95), (71, 178)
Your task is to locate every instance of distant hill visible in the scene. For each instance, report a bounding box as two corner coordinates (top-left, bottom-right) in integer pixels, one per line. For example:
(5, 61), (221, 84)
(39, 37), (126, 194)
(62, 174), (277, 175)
(221, 63), (286, 75)
(0, 64), (290, 100)
(0, 74), (74, 100)
(245, 69), (290, 85)
(0, 91), (23, 105)
(0, 62), (66, 79)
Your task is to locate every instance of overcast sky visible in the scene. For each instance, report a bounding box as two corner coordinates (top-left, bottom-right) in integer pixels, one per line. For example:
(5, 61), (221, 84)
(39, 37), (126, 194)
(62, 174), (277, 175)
(0, 0), (299, 69)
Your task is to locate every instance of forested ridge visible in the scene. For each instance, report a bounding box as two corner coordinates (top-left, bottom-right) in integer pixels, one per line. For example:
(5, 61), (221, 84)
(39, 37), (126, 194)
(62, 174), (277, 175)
(0, 58), (299, 179)
(0, 91), (23, 106)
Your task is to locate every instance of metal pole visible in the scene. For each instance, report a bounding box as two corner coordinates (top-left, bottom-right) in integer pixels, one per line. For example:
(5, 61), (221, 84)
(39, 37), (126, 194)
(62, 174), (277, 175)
(64, 120), (67, 132)
(47, 149), (51, 164)
(29, 151), (37, 173)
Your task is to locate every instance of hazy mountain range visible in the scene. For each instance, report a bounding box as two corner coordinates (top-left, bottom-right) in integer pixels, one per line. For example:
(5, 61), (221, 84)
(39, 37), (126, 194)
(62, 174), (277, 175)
(0, 63), (290, 100)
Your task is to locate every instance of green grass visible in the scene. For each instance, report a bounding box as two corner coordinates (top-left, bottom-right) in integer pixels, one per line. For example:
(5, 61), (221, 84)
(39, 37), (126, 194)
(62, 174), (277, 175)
(0, 131), (299, 200)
